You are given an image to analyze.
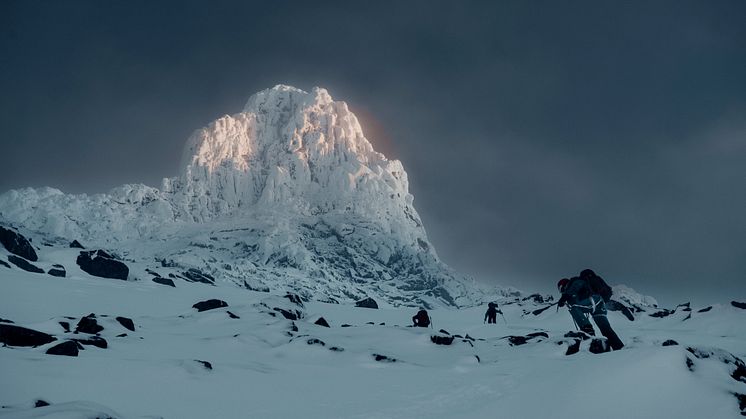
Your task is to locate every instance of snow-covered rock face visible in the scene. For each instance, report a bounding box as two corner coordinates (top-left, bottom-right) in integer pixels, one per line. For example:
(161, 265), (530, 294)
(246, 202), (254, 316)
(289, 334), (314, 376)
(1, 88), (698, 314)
(0, 85), (489, 307)
(167, 85), (421, 238)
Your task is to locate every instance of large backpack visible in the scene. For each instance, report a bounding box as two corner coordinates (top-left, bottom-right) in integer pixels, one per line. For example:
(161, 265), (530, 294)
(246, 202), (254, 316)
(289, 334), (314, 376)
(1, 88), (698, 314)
(584, 270), (613, 302)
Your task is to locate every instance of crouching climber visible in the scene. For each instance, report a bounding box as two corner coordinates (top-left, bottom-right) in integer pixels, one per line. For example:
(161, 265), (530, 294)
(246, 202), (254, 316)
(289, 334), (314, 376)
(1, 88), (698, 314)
(412, 308), (431, 328)
(557, 269), (624, 350)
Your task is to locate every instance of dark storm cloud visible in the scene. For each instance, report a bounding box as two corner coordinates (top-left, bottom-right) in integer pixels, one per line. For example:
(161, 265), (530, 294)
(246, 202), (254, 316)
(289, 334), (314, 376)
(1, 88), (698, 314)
(1, 0), (744, 304)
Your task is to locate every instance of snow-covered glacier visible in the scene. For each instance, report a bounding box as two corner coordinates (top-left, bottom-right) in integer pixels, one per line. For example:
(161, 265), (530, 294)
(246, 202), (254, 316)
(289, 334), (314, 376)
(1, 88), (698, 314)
(0, 85), (494, 307)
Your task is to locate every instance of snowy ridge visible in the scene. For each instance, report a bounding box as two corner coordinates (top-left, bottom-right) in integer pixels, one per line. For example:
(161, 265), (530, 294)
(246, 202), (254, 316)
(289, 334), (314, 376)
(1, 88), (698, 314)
(0, 85), (499, 307)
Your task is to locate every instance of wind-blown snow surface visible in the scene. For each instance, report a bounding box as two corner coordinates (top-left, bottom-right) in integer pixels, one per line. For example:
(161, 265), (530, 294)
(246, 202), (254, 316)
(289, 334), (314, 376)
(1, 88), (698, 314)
(1, 264), (745, 418)
(0, 85), (489, 307)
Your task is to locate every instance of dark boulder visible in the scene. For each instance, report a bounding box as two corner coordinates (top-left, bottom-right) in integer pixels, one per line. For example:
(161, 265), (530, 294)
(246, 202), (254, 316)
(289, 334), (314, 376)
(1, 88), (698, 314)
(523, 293), (546, 304)
(329, 346), (344, 352)
(355, 297), (379, 309)
(274, 308), (301, 320)
(115, 316), (135, 331)
(565, 339), (581, 355)
(75, 314), (103, 334)
(314, 317), (330, 328)
(73, 336), (108, 349)
(373, 353), (396, 362)
(649, 309), (675, 318)
(34, 400), (51, 408)
(46, 340), (83, 356)
(698, 306), (713, 313)
(227, 311), (240, 319)
(182, 268), (214, 285)
(152, 277), (175, 287)
(589, 338), (610, 354)
(195, 360), (213, 370)
(47, 264), (66, 278)
(192, 299), (228, 312)
(508, 332), (549, 346)
(431, 335), (455, 345)
(0, 226), (38, 261)
(564, 331), (592, 341)
(76, 250), (129, 280)
(0, 324), (56, 347)
(307, 338), (326, 346)
(0, 259), (10, 269)
(59, 321), (70, 332)
(69, 240), (85, 249)
(283, 293), (305, 307)
(662, 339), (679, 347)
(7, 255), (44, 273)
(732, 301), (746, 310)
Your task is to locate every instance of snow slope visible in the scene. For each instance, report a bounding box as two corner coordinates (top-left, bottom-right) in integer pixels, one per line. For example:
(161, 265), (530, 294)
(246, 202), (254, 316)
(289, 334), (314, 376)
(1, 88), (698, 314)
(1, 262), (744, 419)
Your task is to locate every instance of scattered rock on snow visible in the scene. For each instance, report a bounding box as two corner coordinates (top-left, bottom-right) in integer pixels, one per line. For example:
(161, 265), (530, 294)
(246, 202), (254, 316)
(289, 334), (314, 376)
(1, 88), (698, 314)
(329, 346), (344, 352)
(649, 309), (675, 318)
(7, 255), (44, 273)
(73, 336), (108, 349)
(34, 400), (50, 408)
(355, 297), (379, 309)
(47, 264), (66, 277)
(0, 324), (56, 347)
(283, 293), (304, 307)
(274, 308), (301, 320)
(314, 317), (330, 327)
(0, 259), (10, 269)
(731, 301), (746, 310)
(431, 335), (455, 345)
(182, 268), (215, 285)
(372, 353), (396, 363)
(115, 317), (135, 331)
(76, 250), (129, 280)
(0, 226), (38, 261)
(564, 331), (592, 341)
(59, 321), (70, 332)
(69, 240), (85, 249)
(307, 338), (325, 346)
(565, 339), (581, 355)
(697, 306), (713, 313)
(589, 338), (610, 354)
(227, 311), (240, 319)
(152, 277), (176, 287)
(192, 299), (228, 312)
(46, 340), (83, 356)
(662, 339), (679, 347)
(195, 360), (213, 370)
(75, 314), (103, 334)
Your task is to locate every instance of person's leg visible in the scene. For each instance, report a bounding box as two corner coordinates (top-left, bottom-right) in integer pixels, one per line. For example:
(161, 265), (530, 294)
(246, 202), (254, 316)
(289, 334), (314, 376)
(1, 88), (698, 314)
(569, 304), (595, 335)
(591, 298), (624, 350)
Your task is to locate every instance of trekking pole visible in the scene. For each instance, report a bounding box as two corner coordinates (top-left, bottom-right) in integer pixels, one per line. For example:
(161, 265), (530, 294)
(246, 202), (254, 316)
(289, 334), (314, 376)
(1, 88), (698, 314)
(498, 310), (507, 324)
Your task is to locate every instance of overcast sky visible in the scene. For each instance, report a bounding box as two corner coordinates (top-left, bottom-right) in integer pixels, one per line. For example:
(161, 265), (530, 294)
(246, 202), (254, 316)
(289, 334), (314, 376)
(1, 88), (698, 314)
(1, 1), (744, 305)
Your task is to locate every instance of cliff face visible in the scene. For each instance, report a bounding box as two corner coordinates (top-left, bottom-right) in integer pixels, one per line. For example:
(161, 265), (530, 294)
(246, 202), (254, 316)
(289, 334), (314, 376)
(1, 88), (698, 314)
(0, 85), (495, 307)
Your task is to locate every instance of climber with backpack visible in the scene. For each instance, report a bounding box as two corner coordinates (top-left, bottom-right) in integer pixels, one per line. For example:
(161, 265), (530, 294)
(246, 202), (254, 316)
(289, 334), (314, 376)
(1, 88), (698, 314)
(412, 308), (432, 328)
(557, 269), (624, 350)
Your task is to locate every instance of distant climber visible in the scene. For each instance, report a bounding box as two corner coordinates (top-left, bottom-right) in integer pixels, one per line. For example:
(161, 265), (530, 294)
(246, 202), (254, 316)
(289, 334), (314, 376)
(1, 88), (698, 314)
(484, 302), (498, 324)
(557, 269), (624, 350)
(484, 302), (505, 324)
(412, 309), (431, 328)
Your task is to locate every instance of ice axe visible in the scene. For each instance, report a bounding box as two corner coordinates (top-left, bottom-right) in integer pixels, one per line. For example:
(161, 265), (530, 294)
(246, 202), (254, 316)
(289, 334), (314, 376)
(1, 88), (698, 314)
(531, 302), (558, 316)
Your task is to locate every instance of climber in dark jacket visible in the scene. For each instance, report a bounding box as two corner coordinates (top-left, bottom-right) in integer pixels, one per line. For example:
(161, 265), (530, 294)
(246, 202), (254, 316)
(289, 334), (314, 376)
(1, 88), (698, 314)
(557, 270), (624, 350)
(412, 309), (431, 328)
(484, 302), (498, 324)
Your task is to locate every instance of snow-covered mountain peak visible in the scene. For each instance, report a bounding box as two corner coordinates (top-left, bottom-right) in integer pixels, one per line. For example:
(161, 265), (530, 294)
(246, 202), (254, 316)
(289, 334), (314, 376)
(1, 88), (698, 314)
(174, 85), (403, 222)
(0, 85), (493, 308)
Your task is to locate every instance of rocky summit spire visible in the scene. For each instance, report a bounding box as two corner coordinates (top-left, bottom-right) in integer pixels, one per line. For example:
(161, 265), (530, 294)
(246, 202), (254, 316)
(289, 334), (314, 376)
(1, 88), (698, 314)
(0, 85), (493, 307)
